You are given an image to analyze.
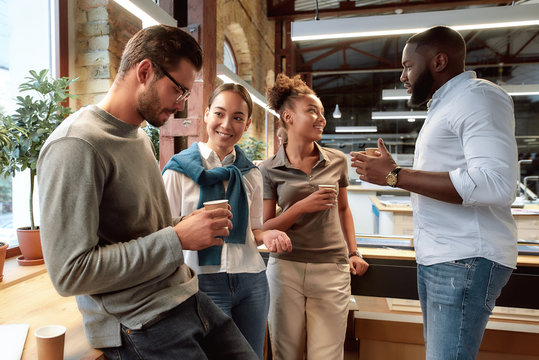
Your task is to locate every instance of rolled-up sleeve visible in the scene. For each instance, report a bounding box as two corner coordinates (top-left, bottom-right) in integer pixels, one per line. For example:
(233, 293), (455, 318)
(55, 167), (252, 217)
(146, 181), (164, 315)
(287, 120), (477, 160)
(448, 86), (517, 207)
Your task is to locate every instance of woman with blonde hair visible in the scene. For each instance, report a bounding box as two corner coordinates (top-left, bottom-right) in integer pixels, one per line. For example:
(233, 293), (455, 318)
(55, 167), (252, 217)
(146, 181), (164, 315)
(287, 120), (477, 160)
(259, 74), (369, 360)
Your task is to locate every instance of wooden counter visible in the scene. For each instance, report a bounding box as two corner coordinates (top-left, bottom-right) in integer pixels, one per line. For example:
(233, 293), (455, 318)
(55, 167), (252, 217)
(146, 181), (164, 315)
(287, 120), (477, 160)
(351, 295), (539, 360)
(0, 258), (104, 360)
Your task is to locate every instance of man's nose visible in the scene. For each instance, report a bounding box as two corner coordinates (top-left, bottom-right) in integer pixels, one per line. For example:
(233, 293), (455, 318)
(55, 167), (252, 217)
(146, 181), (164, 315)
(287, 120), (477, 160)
(175, 100), (186, 112)
(400, 69), (407, 83)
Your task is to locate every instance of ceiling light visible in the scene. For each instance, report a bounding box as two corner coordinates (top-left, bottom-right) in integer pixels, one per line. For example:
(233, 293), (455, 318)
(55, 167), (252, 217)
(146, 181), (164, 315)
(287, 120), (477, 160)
(216, 64), (279, 117)
(112, 0), (176, 27)
(372, 111), (427, 120)
(502, 84), (539, 96)
(333, 104), (342, 119)
(335, 126), (378, 133)
(407, 118), (416, 123)
(383, 84), (539, 101)
(291, 4), (539, 42)
(382, 89), (411, 101)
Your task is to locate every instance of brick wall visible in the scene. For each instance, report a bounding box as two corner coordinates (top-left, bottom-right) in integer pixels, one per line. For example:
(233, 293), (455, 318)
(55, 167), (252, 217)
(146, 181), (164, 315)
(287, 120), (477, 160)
(71, 0), (141, 110)
(216, 0), (276, 156)
(68, 0), (276, 157)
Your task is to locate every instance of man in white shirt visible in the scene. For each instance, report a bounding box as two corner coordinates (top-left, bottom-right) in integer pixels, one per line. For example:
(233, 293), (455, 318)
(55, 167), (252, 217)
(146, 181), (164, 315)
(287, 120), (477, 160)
(351, 26), (517, 360)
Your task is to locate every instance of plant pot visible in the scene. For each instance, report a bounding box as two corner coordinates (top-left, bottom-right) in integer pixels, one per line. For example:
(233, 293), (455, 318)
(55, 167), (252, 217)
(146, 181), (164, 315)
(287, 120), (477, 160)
(0, 242), (8, 281)
(16, 227), (43, 262)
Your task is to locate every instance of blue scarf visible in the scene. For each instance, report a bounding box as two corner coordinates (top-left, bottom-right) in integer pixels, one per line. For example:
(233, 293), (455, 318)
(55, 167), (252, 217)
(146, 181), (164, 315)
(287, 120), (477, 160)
(162, 143), (257, 266)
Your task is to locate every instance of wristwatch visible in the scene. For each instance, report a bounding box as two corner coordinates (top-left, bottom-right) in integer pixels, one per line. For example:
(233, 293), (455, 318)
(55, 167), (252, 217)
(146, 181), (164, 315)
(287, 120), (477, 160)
(386, 166), (402, 187)
(348, 249), (363, 259)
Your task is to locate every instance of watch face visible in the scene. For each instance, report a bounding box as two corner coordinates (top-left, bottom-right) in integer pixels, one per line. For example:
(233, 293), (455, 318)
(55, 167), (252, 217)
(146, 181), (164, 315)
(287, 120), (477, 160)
(386, 173), (397, 187)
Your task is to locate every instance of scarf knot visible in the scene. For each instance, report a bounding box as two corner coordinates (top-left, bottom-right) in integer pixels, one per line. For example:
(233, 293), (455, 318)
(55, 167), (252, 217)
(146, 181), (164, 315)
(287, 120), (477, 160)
(162, 143), (257, 265)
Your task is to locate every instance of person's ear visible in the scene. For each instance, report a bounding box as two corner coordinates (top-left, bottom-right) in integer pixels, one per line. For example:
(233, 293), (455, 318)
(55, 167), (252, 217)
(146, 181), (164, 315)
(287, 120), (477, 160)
(432, 52), (448, 73)
(244, 117), (252, 132)
(203, 107), (210, 124)
(282, 110), (293, 126)
(136, 59), (154, 85)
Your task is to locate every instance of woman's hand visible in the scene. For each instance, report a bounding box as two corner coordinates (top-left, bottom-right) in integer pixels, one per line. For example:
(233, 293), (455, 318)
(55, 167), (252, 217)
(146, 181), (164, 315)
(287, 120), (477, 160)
(261, 229), (292, 253)
(349, 256), (369, 276)
(298, 188), (338, 212)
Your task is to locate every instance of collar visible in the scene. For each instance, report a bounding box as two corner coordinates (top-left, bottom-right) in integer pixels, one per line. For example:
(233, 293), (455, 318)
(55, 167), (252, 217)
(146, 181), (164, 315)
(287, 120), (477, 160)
(270, 142), (329, 169)
(199, 142), (236, 168)
(431, 71), (476, 104)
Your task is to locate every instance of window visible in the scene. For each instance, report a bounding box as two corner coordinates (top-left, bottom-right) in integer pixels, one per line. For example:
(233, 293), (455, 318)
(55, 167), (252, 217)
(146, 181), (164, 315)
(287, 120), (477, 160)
(223, 39), (237, 74)
(1, 0), (57, 249)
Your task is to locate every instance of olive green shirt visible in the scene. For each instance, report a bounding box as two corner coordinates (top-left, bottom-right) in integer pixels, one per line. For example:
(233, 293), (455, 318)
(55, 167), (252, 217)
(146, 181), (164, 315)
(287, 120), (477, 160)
(259, 143), (349, 264)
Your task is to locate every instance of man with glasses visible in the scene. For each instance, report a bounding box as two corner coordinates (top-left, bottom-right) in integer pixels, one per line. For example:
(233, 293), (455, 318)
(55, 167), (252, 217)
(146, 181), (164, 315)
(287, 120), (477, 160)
(38, 25), (257, 359)
(351, 26), (517, 359)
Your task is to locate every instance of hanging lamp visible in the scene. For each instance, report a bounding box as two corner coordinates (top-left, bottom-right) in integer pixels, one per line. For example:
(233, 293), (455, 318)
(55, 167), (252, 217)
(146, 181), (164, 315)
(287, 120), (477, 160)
(333, 104), (342, 119)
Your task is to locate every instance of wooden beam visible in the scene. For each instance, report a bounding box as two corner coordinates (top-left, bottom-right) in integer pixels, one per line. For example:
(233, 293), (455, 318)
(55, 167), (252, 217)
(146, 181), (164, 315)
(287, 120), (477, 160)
(267, 0), (513, 21)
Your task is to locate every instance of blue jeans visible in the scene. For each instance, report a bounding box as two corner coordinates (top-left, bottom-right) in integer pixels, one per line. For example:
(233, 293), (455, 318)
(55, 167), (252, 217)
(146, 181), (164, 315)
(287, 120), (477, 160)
(417, 257), (513, 360)
(99, 292), (258, 360)
(198, 271), (270, 360)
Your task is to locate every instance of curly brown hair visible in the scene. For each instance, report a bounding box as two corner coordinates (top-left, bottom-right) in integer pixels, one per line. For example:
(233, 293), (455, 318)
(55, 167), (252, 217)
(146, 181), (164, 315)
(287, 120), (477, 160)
(267, 73), (315, 128)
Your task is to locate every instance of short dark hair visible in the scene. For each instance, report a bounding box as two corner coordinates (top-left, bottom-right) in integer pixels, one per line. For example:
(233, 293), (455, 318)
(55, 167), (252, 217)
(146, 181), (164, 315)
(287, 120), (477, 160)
(208, 83), (253, 118)
(118, 25), (202, 79)
(406, 26), (466, 59)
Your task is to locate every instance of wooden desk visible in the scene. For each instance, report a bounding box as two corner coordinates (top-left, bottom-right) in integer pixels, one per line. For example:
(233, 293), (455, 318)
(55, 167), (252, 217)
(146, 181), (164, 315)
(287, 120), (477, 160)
(369, 196), (539, 241)
(347, 183), (408, 234)
(0, 258), (104, 360)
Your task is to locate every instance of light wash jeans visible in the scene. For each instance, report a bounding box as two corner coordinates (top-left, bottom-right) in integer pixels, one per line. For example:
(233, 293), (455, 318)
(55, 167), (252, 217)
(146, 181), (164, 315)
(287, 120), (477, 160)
(198, 271), (270, 360)
(99, 292), (257, 360)
(417, 257), (513, 360)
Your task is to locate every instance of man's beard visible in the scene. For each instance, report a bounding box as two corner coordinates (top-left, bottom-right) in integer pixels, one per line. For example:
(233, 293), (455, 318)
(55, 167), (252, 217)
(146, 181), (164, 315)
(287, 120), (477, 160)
(408, 68), (434, 108)
(137, 81), (174, 128)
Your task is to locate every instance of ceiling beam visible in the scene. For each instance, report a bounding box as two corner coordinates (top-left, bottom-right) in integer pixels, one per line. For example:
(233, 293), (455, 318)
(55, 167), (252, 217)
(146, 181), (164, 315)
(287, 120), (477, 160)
(300, 57), (539, 75)
(346, 46), (394, 66)
(267, 0), (514, 21)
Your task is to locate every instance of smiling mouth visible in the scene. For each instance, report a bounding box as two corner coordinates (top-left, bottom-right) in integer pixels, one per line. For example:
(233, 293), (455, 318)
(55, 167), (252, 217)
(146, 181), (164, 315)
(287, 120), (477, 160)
(217, 131), (233, 138)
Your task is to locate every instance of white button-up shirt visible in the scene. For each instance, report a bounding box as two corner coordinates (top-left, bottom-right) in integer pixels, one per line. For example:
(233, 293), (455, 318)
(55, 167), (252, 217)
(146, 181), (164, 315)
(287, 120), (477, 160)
(412, 71), (518, 268)
(162, 142), (266, 274)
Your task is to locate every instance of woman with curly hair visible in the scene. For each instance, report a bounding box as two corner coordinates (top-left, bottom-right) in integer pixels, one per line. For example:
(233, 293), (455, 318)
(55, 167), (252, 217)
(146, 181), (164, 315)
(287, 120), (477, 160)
(259, 74), (369, 359)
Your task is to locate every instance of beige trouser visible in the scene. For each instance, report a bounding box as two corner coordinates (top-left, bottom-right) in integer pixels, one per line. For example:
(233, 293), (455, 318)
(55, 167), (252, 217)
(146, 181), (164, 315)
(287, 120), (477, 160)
(267, 257), (351, 360)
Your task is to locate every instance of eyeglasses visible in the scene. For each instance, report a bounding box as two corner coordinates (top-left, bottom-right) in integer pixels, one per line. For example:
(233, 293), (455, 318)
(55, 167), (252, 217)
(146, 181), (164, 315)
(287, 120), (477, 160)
(155, 63), (191, 103)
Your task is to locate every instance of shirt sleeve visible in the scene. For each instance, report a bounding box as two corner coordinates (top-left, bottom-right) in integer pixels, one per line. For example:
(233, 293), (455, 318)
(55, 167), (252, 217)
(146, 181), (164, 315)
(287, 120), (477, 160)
(259, 162), (277, 200)
(162, 169), (183, 217)
(248, 169), (264, 230)
(448, 86), (518, 207)
(337, 152), (350, 188)
(37, 138), (183, 296)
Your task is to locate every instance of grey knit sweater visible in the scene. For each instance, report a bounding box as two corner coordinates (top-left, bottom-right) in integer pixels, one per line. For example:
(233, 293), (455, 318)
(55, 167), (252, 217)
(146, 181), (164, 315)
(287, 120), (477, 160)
(37, 105), (198, 348)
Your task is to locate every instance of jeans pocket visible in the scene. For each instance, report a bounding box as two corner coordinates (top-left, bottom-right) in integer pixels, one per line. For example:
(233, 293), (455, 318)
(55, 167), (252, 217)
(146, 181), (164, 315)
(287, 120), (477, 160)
(485, 263), (513, 312)
(446, 257), (475, 269)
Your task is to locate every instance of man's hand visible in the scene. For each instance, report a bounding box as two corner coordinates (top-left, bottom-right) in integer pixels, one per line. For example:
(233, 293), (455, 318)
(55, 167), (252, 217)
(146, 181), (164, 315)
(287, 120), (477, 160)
(174, 208), (232, 250)
(350, 256), (369, 276)
(350, 138), (397, 185)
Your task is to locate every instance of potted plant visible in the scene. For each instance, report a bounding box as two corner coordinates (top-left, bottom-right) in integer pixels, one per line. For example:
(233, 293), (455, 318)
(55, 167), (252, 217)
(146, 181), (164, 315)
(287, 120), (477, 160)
(0, 69), (77, 265)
